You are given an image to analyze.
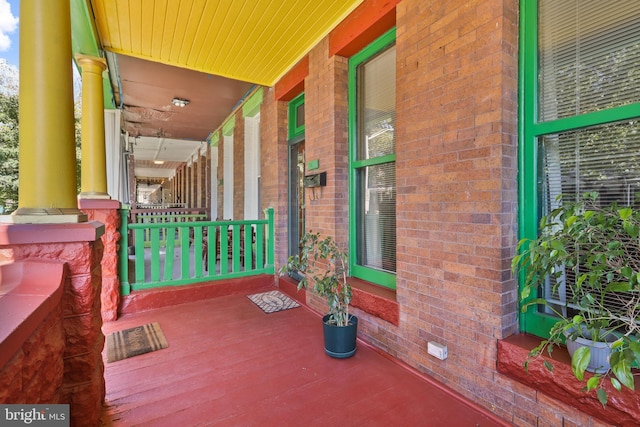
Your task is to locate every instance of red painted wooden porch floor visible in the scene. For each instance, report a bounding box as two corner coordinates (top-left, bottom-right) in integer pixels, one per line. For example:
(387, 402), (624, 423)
(100, 290), (509, 426)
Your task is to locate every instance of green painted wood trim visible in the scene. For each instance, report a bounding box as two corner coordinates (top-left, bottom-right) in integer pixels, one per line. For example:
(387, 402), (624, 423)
(288, 93), (305, 139)
(209, 131), (220, 147)
(265, 208), (275, 273)
(125, 216), (274, 291)
(194, 227), (204, 277)
(517, 0), (640, 337)
(70, 0), (101, 56)
(255, 224), (264, 269)
(151, 229), (161, 282)
(118, 207), (130, 296)
(70, 0), (115, 109)
(135, 229), (145, 284)
(242, 87), (264, 118)
(164, 228), (176, 280)
(180, 230), (190, 279)
(348, 27), (397, 290)
(222, 117), (236, 136)
(533, 103), (640, 136)
(207, 226), (216, 272)
(352, 153), (396, 169)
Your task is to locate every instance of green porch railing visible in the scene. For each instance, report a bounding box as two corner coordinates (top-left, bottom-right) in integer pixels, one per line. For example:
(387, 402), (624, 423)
(118, 207), (275, 295)
(133, 209), (208, 247)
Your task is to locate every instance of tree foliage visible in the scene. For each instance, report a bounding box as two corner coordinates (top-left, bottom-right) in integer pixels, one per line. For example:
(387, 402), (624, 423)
(0, 93), (19, 213)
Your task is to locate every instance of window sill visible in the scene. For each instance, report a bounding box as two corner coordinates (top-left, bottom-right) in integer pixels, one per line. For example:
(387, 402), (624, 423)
(497, 334), (640, 426)
(278, 276), (399, 325)
(0, 260), (65, 369)
(348, 277), (399, 325)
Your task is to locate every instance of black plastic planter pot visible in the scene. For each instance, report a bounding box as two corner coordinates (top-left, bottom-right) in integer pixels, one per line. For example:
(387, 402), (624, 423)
(322, 314), (358, 358)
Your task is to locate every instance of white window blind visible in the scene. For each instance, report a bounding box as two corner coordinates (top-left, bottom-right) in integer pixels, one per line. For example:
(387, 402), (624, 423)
(539, 0), (640, 122)
(537, 0), (640, 316)
(356, 45), (396, 274)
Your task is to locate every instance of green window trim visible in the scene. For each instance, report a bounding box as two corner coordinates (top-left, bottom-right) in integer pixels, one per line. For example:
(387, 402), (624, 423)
(288, 93), (305, 139)
(348, 27), (397, 290)
(518, 0), (640, 336)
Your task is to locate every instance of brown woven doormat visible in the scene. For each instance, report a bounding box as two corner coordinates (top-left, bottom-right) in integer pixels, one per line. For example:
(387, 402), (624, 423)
(106, 322), (168, 363)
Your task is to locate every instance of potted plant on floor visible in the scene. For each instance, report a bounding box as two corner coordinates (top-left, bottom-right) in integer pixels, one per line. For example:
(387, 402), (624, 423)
(280, 231), (357, 358)
(512, 192), (640, 406)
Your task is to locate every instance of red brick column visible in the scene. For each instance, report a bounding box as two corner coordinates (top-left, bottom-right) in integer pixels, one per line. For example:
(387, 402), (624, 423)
(79, 199), (122, 321)
(304, 38), (349, 315)
(260, 89), (289, 268)
(0, 222), (106, 426)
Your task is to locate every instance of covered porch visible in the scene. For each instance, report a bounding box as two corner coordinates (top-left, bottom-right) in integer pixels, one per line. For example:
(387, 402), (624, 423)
(100, 285), (507, 426)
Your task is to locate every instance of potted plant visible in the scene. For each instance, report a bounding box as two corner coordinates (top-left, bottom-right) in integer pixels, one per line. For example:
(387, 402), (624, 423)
(512, 192), (640, 406)
(279, 231), (357, 358)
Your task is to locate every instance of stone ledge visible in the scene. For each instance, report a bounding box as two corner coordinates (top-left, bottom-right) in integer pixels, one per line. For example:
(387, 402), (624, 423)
(0, 260), (65, 369)
(0, 221), (104, 245)
(497, 334), (640, 426)
(279, 275), (399, 325)
(349, 277), (398, 325)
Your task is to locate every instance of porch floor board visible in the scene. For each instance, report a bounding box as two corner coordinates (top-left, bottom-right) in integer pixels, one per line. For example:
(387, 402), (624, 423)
(101, 291), (507, 426)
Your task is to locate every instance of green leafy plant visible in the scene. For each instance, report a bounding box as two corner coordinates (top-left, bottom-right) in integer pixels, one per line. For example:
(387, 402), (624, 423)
(512, 192), (640, 406)
(279, 231), (352, 327)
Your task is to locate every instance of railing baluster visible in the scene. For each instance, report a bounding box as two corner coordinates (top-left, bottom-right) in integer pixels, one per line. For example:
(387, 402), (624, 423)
(255, 223), (264, 271)
(181, 224), (190, 279)
(244, 225), (252, 271)
(164, 227), (175, 280)
(194, 225), (203, 277)
(220, 225), (229, 274)
(207, 225), (215, 275)
(265, 207), (275, 273)
(150, 228), (161, 282)
(122, 209), (274, 292)
(232, 224), (241, 273)
(134, 228), (146, 284)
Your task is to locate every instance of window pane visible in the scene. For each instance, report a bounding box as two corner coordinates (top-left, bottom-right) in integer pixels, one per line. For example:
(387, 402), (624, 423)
(357, 46), (396, 160)
(539, 119), (640, 316)
(356, 162), (396, 273)
(538, 0), (640, 121)
(539, 120), (640, 213)
(296, 102), (305, 128)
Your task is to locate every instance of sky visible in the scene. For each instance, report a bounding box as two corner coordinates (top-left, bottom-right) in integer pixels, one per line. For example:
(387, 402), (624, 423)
(0, 0), (19, 67)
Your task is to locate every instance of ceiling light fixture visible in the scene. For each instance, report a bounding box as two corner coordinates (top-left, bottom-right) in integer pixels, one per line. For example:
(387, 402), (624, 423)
(171, 97), (190, 107)
(154, 160), (165, 165)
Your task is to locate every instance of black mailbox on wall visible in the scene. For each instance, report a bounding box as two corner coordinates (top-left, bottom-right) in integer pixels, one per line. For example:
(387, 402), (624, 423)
(303, 172), (327, 188)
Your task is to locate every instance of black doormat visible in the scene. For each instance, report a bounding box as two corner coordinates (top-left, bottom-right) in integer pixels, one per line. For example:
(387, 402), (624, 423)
(106, 322), (168, 363)
(248, 290), (300, 314)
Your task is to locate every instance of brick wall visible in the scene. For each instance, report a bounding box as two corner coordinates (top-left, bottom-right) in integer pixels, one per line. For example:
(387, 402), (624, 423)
(388, 0), (521, 420)
(260, 88), (290, 265)
(264, 0), (619, 425)
(302, 38), (350, 314)
(305, 37), (349, 241)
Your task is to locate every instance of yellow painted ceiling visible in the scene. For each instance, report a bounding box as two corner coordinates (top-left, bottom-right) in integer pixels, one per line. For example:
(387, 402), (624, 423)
(90, 0), (364, 86)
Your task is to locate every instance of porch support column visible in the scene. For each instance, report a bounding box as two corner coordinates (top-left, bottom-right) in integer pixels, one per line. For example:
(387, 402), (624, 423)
(9, 0), (86, 223)
(77, 55), (110, 199)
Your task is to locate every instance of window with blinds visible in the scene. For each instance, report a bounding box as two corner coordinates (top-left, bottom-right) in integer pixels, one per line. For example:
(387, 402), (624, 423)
(539, 1), (640, 122)
(349, 28), (396, 289)
(522, 0), (640, 330)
